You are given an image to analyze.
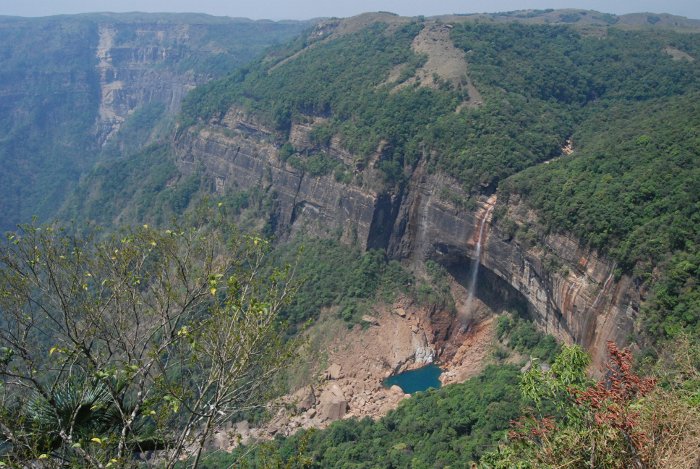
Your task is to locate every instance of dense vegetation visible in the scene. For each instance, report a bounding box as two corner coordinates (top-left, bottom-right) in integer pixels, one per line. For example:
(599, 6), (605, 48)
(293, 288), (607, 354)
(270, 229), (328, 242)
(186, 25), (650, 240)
(0, 17), (100, 232)
(203, 365), (524, 468)
(482, 340), (700, 468)
(0, 220), (300, 467)
(505, 96), (699, 270)
(182, 21), (572, 189)
(195, 339), (699, 469)
(182, 21), (699, 193)
(62, 144), (201, 226)
(496, 313), (560, 363)
(2, 11), (699, 467)
(268, 240), (458, 334)
(503, 95), (700, 343)
(191, 310), (560, 468)
(273, 238), (412, 328)
(178, 19), (700, 342)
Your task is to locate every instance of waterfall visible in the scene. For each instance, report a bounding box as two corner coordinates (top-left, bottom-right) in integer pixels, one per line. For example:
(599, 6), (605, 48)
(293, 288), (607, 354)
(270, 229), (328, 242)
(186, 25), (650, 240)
(464, 205), (493, 317)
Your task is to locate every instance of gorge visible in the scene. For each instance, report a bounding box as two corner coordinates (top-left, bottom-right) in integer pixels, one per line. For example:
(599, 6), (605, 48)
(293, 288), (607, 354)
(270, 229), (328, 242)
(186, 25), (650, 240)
(0, 7), (697, 466)
(0, 13), (309, 231)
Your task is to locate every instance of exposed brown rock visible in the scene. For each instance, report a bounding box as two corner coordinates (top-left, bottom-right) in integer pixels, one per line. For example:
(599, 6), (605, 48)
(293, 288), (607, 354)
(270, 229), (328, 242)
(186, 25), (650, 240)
(361, 315), (380, 326)
(319, 383), (347, 421)
(325, 363), (343, 380)
(292, 385), (315, 412)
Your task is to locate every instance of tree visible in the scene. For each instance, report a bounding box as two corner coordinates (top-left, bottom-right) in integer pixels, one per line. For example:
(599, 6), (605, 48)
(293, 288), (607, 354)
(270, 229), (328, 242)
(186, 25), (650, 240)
(0, 220), (299, 467)
(481, 342), (689, 469)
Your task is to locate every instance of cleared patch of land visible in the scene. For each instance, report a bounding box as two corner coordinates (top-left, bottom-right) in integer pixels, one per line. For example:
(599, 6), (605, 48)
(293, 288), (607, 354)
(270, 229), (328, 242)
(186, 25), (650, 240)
(392, 23), (483, 107)
(664, 46), (695, 61)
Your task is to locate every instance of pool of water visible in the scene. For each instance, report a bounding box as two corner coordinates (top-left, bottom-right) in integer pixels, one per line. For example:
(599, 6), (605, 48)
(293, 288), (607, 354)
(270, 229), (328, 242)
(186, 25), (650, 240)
(383, 364), (442, 394)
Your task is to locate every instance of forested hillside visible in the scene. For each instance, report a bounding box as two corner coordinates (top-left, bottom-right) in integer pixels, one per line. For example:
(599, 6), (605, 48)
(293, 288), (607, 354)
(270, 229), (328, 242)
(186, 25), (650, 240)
(181, 19), (699, 191)
(73, 12), (700, 343)
(174, 13), (699, 466)
(0, 17), (100, 231)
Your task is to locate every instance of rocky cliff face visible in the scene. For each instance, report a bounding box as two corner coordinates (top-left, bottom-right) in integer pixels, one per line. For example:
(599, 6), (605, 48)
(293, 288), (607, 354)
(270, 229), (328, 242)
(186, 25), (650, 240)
(176, 108), (383, 248)
(175, 109), (638, 370)
(93, 17), (300, 144)
(95, 22), (199, 144)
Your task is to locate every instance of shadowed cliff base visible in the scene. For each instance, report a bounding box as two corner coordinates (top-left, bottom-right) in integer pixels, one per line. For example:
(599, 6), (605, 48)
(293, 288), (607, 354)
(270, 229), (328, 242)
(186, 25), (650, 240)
(445, 258), (539, 334)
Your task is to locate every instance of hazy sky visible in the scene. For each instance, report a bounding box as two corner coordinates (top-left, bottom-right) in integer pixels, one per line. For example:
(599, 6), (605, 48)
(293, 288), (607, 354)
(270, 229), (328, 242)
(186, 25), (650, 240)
(1, 0), (699, 21)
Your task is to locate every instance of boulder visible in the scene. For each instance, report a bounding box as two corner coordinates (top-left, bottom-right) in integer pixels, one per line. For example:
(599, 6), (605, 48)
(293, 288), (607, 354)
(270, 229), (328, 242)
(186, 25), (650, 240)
(361, 314), (379, 326)
(319, 383), (347, 421)
(207, 427), (230, 450)
(394, 307), (406, 317)
(235, 420), (250, 434)
(292, 385), (316, 412)
(325, 363), (343, 380)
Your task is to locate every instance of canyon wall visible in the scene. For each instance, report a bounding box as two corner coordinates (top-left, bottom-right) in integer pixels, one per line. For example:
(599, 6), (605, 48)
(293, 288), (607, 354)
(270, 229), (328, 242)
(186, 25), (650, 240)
(95, 22), (199, 144)
(175, 108), (639, 370)
(93, 17), (307, 144)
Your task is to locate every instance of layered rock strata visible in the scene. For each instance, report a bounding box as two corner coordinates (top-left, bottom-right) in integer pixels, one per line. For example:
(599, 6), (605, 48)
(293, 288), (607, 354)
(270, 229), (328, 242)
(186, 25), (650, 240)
(95, 22), (201, 144)
(176, 108), (638, 371)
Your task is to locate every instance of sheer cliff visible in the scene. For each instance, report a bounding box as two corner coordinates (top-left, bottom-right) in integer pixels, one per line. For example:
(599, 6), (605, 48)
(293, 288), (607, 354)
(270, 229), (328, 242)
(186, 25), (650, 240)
(167, 12), (698, 367)
(174, 106), (638, 370)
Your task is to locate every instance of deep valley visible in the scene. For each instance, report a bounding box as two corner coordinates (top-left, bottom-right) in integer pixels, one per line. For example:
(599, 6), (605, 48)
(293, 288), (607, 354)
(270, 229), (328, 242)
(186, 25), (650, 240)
(0, 7), (698, 468)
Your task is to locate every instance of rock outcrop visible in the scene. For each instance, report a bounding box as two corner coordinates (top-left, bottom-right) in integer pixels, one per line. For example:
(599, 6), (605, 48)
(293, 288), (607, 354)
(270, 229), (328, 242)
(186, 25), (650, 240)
(176, 109), (382, 248)
(175, 107), (639, 371)
(319, 384), (348, 421)
(95, 22), (200, 144)
(220, 294), (495, 447)
(92, 18), (307, 145)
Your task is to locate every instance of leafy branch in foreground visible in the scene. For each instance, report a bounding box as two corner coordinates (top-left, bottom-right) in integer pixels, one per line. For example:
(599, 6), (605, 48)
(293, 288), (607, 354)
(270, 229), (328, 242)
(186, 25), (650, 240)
(0, 220), (299, 467)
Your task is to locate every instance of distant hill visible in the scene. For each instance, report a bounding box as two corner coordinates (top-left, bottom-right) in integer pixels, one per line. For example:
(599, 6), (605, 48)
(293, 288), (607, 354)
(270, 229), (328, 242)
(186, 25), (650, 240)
(0, 13), (310, 231)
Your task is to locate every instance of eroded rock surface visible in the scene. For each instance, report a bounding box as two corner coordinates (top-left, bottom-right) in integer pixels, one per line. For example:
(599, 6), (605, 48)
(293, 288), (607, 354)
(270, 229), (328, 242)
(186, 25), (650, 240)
(219, 293), (501, 449)
(176, 108), (638, 374)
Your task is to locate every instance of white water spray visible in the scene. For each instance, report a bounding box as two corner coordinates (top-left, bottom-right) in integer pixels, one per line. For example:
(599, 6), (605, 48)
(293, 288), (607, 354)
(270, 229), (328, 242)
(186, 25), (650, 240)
(464, 205), (494, 317)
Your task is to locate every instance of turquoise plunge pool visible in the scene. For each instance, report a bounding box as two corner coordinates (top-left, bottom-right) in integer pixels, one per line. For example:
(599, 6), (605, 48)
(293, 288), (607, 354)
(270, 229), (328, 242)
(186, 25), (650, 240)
(383, 364), (442, 394)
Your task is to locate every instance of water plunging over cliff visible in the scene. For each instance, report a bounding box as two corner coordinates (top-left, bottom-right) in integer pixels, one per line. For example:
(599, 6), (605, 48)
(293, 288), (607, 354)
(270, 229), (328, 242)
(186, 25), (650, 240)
(463, 205), (494, 319)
